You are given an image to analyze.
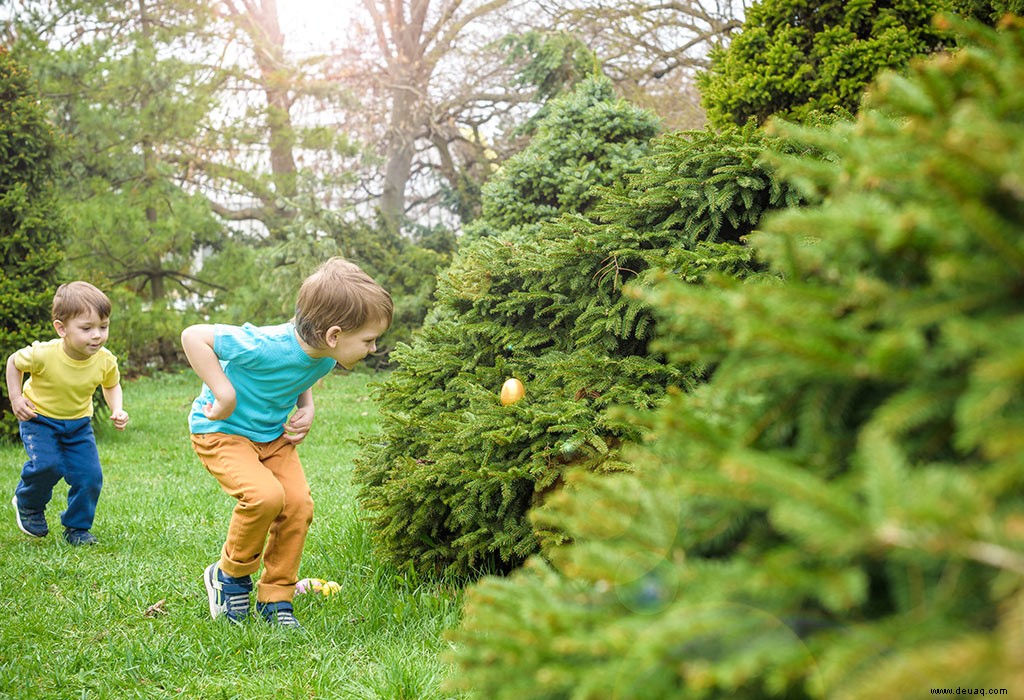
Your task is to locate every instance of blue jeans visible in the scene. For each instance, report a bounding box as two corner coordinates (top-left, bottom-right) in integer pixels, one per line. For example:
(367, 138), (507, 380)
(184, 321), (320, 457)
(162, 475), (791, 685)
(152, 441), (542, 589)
(16, 415), (103, 531)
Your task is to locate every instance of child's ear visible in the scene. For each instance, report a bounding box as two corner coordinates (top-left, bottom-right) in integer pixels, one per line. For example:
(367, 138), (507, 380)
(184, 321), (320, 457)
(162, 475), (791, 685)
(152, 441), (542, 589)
(53, 320), (66, 337)
(324, 326), (343, 348)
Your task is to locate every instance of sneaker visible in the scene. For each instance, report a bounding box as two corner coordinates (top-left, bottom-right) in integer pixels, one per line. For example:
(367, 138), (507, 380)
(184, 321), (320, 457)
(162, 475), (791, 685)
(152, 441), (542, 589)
(12, 494), (48, 537)
(203, 563), (252, 624)
(63, 528), (98, 546)
(257, 601), (303, 630)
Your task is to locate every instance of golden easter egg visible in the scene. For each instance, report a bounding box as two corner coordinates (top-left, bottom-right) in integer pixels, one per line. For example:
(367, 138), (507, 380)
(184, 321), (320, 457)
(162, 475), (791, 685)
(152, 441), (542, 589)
(500, 377), (525, 406)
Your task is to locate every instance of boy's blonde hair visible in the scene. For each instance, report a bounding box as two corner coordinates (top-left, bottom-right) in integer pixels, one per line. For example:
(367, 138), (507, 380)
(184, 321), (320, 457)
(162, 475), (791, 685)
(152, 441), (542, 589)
(294, 257), (393, 347)
(52, 281), (112, 322)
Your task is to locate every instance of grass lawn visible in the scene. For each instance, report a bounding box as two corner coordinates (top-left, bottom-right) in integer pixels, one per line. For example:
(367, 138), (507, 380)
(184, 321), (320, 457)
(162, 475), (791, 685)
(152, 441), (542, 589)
(0, 371), (466, 699)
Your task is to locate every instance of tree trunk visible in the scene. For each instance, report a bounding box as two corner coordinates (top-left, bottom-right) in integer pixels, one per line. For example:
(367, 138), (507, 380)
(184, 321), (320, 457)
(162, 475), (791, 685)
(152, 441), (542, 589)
(247, 0), (298, 236)
(221, 0), (299, 238)
(381, 86), (418, 234)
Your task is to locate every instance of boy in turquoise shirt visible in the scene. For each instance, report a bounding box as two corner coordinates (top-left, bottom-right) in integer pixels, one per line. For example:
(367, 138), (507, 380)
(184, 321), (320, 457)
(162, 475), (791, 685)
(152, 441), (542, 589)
(182, 257), (392, 629)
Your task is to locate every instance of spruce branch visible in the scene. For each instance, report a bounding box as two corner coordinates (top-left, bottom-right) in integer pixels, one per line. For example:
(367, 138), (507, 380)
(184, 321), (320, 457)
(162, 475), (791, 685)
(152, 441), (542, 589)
(877, 524), (1024, 576)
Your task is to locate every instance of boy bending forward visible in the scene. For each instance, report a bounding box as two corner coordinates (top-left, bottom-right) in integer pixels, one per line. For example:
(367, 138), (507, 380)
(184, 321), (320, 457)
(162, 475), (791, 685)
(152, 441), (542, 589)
(182, 258), (391, 629)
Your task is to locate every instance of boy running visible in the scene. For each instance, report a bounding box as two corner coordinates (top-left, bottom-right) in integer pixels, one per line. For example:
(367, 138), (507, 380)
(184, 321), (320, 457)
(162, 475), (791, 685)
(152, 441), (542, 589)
(7, 281), (129, 546)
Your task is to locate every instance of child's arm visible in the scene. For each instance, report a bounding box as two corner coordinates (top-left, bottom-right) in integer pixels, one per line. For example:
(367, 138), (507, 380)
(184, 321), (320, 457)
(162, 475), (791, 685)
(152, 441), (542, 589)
(283, 389), (315, 444)
(180, 324), (237, 421)
(5, 354), (37, 421)
(102, 383), (130, 431)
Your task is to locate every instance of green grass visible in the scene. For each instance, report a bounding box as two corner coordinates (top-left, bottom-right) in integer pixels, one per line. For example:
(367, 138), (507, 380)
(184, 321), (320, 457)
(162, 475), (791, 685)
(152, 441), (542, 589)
(0, 371), (466, 699)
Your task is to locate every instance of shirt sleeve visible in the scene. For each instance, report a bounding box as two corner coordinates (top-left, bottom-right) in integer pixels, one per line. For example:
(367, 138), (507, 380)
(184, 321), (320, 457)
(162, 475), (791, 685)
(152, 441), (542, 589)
(101, 353), (120, 389)
(12, 343), (40, 373)
(213, 323), (269, 368)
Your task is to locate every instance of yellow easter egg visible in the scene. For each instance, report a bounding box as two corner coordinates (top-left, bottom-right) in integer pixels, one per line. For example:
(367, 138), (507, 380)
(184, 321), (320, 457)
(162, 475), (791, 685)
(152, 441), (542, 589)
(500, 377), (525, 406)
(322, 580), (341, 596)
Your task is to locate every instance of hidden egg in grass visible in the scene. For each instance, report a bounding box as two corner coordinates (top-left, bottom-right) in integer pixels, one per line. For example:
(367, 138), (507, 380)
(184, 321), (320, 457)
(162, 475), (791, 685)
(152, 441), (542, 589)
(296, 578), (324, 595)
(500, 377), (525, 406)
(296, 577), (341, 596)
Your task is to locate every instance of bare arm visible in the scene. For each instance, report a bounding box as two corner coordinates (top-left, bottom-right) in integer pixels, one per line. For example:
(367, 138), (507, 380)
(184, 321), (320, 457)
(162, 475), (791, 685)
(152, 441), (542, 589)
(102, 382), (129, 431)
(180, 324), (237, 420)
(5, 354), (36, 421)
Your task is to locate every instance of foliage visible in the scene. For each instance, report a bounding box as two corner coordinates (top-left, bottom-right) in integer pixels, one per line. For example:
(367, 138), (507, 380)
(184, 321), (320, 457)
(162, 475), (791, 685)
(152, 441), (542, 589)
(698, 0), (952, 128)
(359, 223), (458, 365)
(447, 18), (1024, 699)
(99, 290), (201, 377)
(12, 1), (224, 301)
(355, 82), (808, 576)
(463, 77), (661, 240)
(501, 30), (599, 102)
(950, 0), (1024, 22)
(5, 0), (746, 374)
(6, 3), (373, 371)
(8, 1), (232, 373)
(0, 49), (66, 442)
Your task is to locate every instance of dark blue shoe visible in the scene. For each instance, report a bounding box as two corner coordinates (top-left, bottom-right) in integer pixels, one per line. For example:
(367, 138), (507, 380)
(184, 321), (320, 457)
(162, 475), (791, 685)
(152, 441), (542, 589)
(204, 563), (252, 624)
(63, 528), (98, 546)
(12, 495), (48, 537)
(257, 601), (303, 630)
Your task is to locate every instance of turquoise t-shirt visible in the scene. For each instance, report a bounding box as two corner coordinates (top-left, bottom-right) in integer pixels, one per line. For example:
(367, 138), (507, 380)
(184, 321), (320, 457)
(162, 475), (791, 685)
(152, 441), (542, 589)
(188, 322), (336, 442)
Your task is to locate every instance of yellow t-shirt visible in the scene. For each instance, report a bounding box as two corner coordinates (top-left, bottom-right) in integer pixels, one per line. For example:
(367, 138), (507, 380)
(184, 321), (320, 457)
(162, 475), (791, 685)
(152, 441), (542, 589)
(12, 339), (120, 420)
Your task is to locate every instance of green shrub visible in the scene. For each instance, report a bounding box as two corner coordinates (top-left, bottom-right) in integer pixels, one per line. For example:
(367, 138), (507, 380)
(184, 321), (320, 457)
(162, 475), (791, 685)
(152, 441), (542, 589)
(101, 290), (202, 376)
(0, 49), (66, 442)
(950, 0), (1024, 22)
(698, 0), (951, 128)
(447, 17), (1024, 698)
(355, 96), (807, 576)
(463, 77), (661, 241)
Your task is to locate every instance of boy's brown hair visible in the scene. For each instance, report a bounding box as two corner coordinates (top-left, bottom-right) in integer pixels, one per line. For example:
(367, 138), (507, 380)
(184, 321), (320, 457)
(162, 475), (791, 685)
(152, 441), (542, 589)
(294, 257), (393, 347)
(52, 281), (112, 322)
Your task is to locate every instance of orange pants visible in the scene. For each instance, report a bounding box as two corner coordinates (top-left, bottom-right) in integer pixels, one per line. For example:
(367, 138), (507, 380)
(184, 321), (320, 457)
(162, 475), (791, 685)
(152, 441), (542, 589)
(191, 432), (314, 604)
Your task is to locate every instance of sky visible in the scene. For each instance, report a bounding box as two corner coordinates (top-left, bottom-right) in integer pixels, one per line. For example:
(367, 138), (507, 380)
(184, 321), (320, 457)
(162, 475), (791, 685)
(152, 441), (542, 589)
(278, 0), (361, 53)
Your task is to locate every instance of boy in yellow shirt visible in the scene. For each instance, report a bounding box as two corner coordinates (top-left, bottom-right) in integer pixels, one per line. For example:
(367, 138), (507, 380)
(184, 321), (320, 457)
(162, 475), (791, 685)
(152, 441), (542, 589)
(6, 281), (129, 546)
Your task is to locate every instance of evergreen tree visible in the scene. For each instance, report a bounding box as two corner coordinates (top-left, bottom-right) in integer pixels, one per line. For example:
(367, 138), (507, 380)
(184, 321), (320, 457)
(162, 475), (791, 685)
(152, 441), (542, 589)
(500, 30), (597, 104)
(447, 17), (1024, 699)
(0, 48), (66, 442)
(698, 0), (951, 128)
(464, 77), (660, 241)
(11, 0), (224, 371)
(355, 80), (806, 577)
(950, 0), (1024, 22)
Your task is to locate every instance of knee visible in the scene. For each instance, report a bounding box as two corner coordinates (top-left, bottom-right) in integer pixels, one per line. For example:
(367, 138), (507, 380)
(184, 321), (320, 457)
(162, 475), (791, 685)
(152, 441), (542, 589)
(241, 483), (286, 517)
(288, 492), (314, 527)
(83, 472), (102, 496)
(63, 458), (102, 491)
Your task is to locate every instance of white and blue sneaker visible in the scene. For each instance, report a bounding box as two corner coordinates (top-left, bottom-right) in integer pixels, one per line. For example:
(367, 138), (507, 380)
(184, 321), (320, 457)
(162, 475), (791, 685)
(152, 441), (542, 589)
(204, 563), (252, 624)
(12, 494), (48, 538)
(63, 528), (98, 546)
(257, 601), (303, 631)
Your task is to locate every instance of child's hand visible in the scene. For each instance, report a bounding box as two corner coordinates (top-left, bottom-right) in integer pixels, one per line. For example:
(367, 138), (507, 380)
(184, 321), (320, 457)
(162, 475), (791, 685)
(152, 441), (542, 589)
(109, 410), (130, 431)
(10, 396), (37, 422)
(202, 395), (236, 421)
(283, 405), (314, 444)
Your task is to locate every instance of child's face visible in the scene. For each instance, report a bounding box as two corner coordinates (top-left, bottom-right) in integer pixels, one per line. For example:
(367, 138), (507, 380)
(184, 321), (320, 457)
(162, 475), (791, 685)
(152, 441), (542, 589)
(325, 318), (389, 370)
(54, 309), (110, 361)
